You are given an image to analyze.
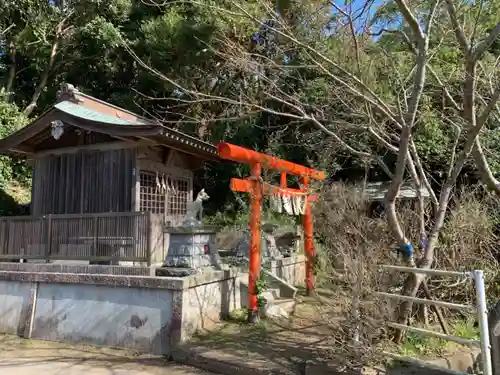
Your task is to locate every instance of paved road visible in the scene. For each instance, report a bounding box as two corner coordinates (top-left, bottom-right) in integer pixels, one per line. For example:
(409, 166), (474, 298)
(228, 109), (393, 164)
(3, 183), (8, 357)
(0, 334), (218, 375)
(0, 357), (218, 375)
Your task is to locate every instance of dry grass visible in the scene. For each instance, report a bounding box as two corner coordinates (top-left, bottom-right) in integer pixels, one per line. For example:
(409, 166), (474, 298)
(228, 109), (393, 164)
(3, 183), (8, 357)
(434, 191), (500, 306)
(439, 192), (499, 270)
(309, 182), (499, 367)
(203, 182), (498, 370)
(311, 183), (393, 368)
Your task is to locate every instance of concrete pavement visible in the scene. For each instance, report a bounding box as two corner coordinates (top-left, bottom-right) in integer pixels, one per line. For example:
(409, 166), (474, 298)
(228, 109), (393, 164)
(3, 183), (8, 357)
(0, 334), (217, 375)
(0, 357), (217, 375)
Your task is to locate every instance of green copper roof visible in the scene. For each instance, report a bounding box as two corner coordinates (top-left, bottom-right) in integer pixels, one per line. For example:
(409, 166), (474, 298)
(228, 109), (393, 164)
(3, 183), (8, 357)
(54, 101), (150, 125)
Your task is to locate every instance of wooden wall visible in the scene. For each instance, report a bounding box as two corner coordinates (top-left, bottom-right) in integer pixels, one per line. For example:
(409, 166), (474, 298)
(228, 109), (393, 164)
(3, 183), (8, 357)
(31, 148), (136, 215)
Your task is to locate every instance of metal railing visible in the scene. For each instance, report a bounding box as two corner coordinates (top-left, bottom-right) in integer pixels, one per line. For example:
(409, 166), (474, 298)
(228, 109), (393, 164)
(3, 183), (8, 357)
(377, 265), (492, 375)
(0, 212), (152, 264)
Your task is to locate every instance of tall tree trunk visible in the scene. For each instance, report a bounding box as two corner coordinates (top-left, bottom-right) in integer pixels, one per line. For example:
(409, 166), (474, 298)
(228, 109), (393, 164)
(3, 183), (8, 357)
(386, 36), (429, 253)
(23, 38), (60, 116)
(393, 84), (500, 342)
(5, 38), (16, 101)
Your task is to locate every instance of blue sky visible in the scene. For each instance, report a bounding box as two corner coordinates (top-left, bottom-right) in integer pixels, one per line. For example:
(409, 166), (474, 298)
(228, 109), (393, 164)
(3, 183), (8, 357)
(330, 0), (400, 36)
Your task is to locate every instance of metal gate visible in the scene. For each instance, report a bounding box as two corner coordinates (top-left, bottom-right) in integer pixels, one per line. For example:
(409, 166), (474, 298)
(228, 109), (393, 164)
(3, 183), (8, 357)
(376, 265), (492, 375)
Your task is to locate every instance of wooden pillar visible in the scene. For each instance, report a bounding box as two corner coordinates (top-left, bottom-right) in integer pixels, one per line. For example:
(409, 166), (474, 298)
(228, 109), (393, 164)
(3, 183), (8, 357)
(248, 162), (262, 323)
(301, 176), (315, 295)
(280, 172), (286, 187)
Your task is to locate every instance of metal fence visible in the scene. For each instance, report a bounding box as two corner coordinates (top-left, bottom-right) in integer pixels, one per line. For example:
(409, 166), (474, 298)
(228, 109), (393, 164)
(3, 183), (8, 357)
(0, 212), (152, 264)
(376, 265), (492, 375)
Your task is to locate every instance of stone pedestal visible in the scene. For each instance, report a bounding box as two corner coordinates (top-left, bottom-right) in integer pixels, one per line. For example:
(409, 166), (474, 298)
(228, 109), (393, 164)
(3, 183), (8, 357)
(163, 226), (222, 274)
(231, 223), (283, 263)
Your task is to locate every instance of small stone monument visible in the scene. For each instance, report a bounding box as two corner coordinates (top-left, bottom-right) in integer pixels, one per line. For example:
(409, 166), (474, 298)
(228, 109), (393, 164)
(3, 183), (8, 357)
(262, 223), (282, 260)
(160, 189), (222, 276)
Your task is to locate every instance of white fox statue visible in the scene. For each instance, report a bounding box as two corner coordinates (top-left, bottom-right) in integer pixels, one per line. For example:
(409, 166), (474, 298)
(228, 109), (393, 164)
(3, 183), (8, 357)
(183, 189), (210, 226)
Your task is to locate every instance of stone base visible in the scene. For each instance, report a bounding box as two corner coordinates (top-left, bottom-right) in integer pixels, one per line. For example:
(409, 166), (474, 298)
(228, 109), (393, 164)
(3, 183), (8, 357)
(164, 228), (221, 269)
(156, 267), (197, 277)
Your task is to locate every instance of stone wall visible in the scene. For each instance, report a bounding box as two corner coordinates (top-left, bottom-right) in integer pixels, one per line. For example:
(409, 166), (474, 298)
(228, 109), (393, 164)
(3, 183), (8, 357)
(0, 256), (306, 354)
(0, 269), (239, 355)
(263, 255), (306, 287)
(276, 255), (306, 286)
(0, 280), (34, 336)
(181, 274), (241, 340)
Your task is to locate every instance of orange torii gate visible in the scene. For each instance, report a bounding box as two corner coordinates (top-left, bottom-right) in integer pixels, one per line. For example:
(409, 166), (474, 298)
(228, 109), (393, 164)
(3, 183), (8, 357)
(217, 142), (326, 322)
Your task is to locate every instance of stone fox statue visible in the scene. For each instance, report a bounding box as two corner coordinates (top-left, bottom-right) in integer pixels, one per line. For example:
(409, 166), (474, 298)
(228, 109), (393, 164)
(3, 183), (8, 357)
(184, 189), (210, 225)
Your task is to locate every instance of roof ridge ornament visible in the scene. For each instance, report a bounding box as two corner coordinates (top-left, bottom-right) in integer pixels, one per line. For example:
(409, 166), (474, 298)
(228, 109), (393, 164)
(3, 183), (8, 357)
(56, 83), (84, 104)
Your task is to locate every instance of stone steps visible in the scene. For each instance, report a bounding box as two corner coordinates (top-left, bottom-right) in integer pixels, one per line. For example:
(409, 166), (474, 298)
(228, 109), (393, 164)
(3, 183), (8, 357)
(239, 278), (297, 319)
(262, 270), (297, 299)
(262, 298), (297, 318)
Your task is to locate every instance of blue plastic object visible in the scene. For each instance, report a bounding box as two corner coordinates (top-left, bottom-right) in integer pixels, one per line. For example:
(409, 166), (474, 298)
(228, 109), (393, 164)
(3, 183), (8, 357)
(396, 243), (414, 259)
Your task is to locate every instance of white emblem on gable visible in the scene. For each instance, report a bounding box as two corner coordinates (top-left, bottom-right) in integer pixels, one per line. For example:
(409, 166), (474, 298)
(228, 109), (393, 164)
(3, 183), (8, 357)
(50, 120), (64, 140)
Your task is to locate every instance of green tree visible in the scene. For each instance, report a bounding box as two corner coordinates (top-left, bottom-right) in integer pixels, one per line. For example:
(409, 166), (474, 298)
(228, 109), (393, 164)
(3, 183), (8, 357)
(0, 0), (131, 115)
(0, 92), (31, 211)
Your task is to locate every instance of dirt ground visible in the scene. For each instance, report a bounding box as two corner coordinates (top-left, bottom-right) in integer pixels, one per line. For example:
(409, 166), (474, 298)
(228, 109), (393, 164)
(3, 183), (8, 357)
(188, 290), (476, 375)
(0, 334), (217, 375)
(189, 293), (356, 374)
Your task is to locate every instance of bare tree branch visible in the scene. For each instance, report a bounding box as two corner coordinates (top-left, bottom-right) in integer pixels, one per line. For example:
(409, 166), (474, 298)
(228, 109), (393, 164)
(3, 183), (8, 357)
(474, 22), (500, 61)
(394, 0), (425, 40)
(1, 23), (15, 36)
(444, 0), (470, 52)
(409, 139), (439, 209)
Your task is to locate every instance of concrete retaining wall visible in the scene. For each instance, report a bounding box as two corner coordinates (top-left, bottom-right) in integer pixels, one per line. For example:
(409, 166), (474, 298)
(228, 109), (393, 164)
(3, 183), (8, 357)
(0, 256), (305, 354)
(32, 283), (174, 354)
(181, 276), (241, 340)
(0, 269), (239, 355)
(0, 280), (34, 336)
